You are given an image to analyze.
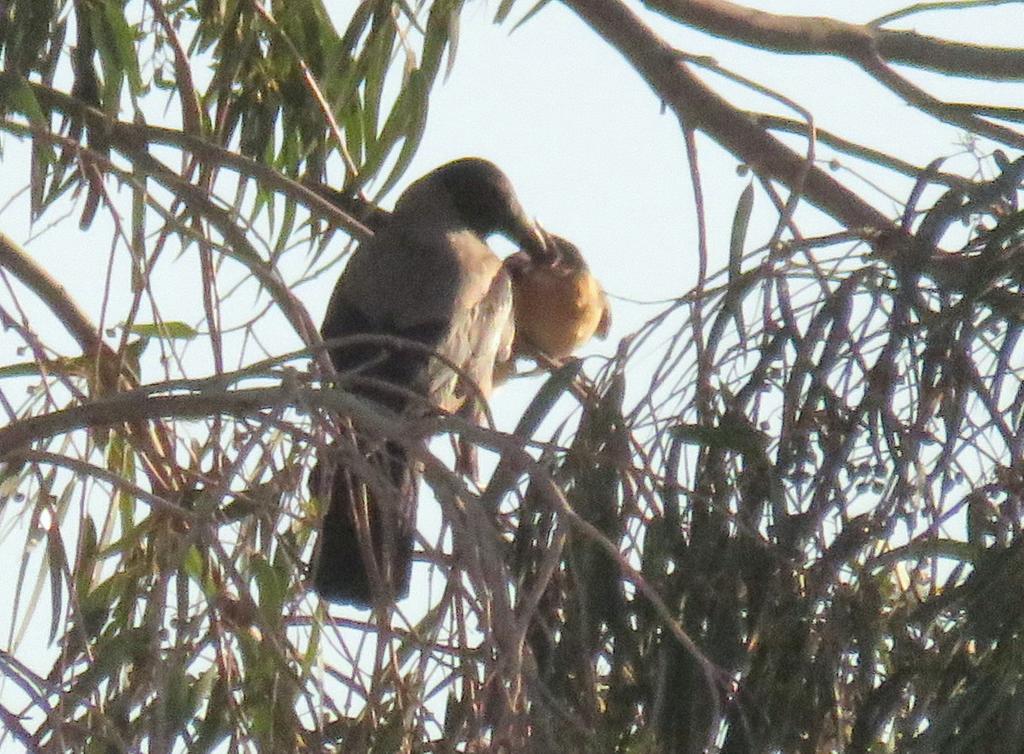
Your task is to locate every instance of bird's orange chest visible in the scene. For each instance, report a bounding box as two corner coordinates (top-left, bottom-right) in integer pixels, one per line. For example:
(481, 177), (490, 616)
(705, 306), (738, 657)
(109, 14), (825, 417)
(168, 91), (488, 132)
(511, 265), (606, 359)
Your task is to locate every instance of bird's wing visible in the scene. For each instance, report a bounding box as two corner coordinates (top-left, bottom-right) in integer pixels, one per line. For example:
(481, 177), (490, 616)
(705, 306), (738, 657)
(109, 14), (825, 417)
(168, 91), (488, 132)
(321, 224), (460, 413)
(321, 225), (513, 417)
(427, 230), (515, 414)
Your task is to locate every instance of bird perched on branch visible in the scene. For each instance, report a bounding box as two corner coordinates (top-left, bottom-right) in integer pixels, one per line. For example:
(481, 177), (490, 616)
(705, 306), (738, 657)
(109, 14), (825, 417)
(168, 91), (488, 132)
(309, 158), (550, 607)
(303, 178), (612, 366)
(503, 234), (611, 364)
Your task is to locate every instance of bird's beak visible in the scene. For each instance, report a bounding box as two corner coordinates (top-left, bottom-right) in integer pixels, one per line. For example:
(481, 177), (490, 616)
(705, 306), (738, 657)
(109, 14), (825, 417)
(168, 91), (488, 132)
(527, 225), (549, 256)
(518, 223), (559, 264)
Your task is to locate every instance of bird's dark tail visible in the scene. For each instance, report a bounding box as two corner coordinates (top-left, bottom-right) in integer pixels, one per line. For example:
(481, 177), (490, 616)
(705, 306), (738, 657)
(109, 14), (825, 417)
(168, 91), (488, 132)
(309, 441), (416, 608)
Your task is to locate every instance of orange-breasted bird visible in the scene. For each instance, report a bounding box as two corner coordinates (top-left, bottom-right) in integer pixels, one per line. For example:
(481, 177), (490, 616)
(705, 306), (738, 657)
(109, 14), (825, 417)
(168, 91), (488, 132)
(309, 158), (550, 607)
(503, 234), (611, 364)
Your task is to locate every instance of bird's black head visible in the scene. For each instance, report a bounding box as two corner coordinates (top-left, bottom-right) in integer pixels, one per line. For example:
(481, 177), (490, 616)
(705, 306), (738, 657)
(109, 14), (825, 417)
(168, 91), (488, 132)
(413, 158), (550, 259)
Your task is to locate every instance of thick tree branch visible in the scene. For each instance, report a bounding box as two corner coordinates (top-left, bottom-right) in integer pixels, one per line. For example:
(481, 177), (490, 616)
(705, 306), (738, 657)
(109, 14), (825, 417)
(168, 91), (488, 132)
(0, 232), (116, 365)
(646, 0), (1024, 80)
(859, 53), (1024, 149)
(561, 0), (896, 232)
(0, 386), (298, 456)
(0, 231), (181, 490)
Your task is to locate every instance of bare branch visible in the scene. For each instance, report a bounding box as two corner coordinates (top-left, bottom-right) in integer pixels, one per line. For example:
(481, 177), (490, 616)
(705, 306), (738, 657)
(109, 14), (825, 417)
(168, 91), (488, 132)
(647, 0), (1024, 80)
(561, 0), (896, 231)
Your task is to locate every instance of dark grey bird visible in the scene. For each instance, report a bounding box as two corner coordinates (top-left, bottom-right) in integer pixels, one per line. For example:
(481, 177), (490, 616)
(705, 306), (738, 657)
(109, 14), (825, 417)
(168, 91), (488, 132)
(309, 158), (550, 607)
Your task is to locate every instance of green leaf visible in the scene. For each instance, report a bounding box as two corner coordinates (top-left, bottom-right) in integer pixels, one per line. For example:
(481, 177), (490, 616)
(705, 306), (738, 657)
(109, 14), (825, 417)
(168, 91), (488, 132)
(868, 539), (980, 571)
(359, 11), (396, 155)
(358, 68), (427, 197)
(272, 193), (298, 261)
(494, 0), (519, 24)
(729, 182), (754, 280)
(0, 359), (49, 379)
(93, 0), (143, 95)
(192, 675), (231, 753)
(3, 0), (57, 77)
(0, 73), (47, 125)
(509, 0), (552, 33)
(74, 516), (99, 597)
(725, 181), (754, 342)
(672, 413), (768, 458)
(107, 434), (135, 531)
(375, 70), (429, 197)
(122, 337), (148, 381)
(163, 666), (200, 737)
(420, 0), (460, 82)
(46, 514), (68, 644)
(253, 555), (287, 619)
(181, 544), (212, 595)
(128, 321), (199, 340)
